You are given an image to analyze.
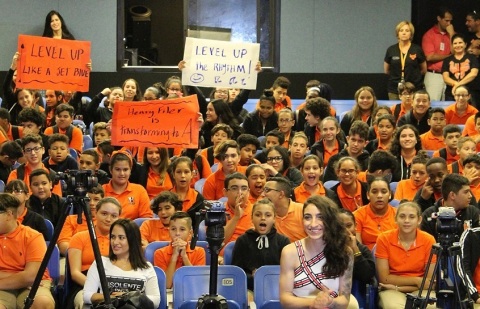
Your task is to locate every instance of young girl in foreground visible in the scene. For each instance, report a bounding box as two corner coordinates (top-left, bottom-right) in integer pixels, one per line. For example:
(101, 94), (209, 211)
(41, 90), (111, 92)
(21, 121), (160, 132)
(232, 199), (290, 291)
(280, 195), (357, 309)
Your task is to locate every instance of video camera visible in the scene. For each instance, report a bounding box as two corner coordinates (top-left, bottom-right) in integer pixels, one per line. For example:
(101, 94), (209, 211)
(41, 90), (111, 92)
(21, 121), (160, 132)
(56, 170), (98, 197)
(436, 207), (463, 247)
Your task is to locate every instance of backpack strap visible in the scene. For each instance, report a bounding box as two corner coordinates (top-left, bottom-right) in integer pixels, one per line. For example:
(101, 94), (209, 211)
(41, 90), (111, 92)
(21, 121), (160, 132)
(54, 125), (73, 144)
(16, 164), (25, 180)
(194, 156), (203, 178)
(439, 148), (447, 160)
(207, 147), (215, 166)
(11, 126), (20, 140)
(452, 162), (459, 174)
(394, 104), (401, 121)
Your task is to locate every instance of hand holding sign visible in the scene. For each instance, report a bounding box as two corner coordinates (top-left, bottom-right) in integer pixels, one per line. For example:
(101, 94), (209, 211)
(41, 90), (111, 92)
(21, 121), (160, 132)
(16, 34), (91, 91)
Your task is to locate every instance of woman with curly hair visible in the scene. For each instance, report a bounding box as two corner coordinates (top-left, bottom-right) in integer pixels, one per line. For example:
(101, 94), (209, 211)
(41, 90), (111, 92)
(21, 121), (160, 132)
(340, 86), (378, 136)
(390, 124), (422, 180)
(280, 195), (357, 309)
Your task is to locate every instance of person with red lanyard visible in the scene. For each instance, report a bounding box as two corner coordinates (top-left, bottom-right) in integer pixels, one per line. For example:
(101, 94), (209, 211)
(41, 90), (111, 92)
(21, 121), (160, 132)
(384, 21), (427, 100)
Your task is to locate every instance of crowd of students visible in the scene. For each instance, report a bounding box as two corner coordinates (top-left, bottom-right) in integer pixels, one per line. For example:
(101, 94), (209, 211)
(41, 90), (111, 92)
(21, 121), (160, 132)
(4, 7), (480, 309)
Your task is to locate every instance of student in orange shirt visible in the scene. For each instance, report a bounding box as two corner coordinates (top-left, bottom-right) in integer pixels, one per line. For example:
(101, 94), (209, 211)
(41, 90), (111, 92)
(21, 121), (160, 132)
(57, 185), (104, 255)
(139, 147), (173, 200)
(43, 103), (83, 153)
(262, 177), (307, 242)
(340, 86), (378, 137)
(365, 114), (396, 154)
(203, 140), (247, 200)
(448, 137), (476, 174)
(394, 152), (429, 201)
(255, 129), (285, 163)
(277, 108), (296, 148)
(0, 193), (54, 309)
(67, 197), (121, 308)
(102, 151), (153, 219)
(140, 191), (181, 248)
(310, 116), (345, 168)
(420, 107), (446, 150)
(295, 84), (336, 133)
(469, 112), (480, 152)
(17, 107), (49, 159)
(169, 156), (205, 225)
(367, 105), (392, 141)
(353, 177), (397, 250)
(304, 97), (333, 147)
(330, 157), (369, 212)
(463, 154), (480, 202)
(390, 124), (423, 180)
(44, 90), (63, 127)
(222, 173), (254, 246)
(445, 85), (478, 124)
(289, 132), (310, 169)
(376, 202), (436, 308)
(237, 133), (260, 167)
(246, 164), (266, 205)
(294, 155), (339, 205)
(391, 82), (415, 122)
(357, 149), (399, 183)
(200, 123), (233, 167)
(0, 108), (23, 141)
(432, 124), (461, 164)
(154, 212), (206, 288)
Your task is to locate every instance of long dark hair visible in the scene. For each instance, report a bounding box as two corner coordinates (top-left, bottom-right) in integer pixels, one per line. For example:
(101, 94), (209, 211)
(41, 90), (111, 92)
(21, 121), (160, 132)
(303, 196), (350, 277)
(390, 124), (422, 157)
(266, 145), (290, 173)
(42, 10), (75, 39)
(202, 99), (243, 136)
(109, 219), (149, 270)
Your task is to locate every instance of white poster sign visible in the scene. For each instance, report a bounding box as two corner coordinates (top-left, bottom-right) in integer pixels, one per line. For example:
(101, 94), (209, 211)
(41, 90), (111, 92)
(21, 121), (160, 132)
(182, 37), (260, 90)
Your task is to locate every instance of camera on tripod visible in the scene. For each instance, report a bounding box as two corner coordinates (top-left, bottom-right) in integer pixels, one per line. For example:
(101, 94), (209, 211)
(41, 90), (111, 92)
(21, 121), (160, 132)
(56, 170), (98, 197)
(436, 206), (462, 246)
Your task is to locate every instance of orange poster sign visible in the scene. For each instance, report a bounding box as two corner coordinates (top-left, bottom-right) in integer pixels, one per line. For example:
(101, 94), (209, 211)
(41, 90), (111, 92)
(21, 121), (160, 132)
(111, 95), (200, 148)
(16, 34), (91, 92)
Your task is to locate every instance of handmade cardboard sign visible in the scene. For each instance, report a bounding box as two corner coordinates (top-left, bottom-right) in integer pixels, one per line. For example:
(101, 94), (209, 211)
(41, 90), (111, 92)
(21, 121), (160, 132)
(16, 34), (91, 91)
(111, 95), (200, 148)
(182, 37), (260, 89)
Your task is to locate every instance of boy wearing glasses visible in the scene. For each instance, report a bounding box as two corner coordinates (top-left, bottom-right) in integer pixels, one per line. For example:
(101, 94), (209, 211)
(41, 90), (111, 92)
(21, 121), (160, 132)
(203, 140), (247, 200)
(7, 134), (62, 196)
(223, 172), (253, 247)
(391, 82), (415, 122)
(262, 177), (306, 242)
(0, 193), (55, 309)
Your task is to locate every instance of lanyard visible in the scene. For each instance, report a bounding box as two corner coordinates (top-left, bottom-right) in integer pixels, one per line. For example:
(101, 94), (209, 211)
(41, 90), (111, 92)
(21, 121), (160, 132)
(399, 44), (409, 79)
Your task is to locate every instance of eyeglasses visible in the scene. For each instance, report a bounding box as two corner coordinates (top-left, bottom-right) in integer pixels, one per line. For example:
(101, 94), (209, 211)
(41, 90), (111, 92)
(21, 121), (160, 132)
(6, 189), (25, 195)
(24, 146), (43, 154)
(266, 156), (283, 162)
(339, 169), (357, 175)
(227, 186), (249, 192)
(263, 187), (280, 193)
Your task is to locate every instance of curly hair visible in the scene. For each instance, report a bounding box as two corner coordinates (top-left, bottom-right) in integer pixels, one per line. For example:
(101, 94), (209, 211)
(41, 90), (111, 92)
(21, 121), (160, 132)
(303, 195), (350, 277)
(389, 124), (422, 157)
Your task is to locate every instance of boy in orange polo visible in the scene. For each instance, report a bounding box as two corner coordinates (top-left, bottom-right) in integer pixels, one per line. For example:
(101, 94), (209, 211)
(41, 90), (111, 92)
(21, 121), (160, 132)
(0, 108), (23, 141)
(200, 124), (233, 167)
(420, 107), (446, 150)
(468, 112), (480, 152)
(154, 211), (206, 288)
(44, 103), (83, 153)
(140, 191), (182, 247)
(223, 173), (254, 246)
(0, 193), (55, 309)
(203, 140), (247, 200)
(447, 137), (476, 175)
(432, 124), (461, 164)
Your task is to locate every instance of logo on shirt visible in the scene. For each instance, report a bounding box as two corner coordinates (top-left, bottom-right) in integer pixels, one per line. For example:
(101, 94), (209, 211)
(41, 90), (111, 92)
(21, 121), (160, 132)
(409, 54), (417, 60)
(128, 197), (135, 204)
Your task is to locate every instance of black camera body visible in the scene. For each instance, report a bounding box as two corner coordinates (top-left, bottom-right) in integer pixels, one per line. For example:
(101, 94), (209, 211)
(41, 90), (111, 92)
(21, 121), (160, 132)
(204, 201), (227, 227)
(56, 170), (98, 197)
(436, 207), (462, 248)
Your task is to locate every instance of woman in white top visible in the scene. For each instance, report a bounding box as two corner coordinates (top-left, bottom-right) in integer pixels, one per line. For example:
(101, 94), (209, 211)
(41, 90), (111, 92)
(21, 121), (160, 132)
(279, 195), (356, 309)
(83, 218), (160, 308)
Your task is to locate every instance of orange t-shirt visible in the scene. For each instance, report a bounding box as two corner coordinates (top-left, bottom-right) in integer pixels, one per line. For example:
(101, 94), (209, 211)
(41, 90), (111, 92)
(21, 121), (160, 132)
(44, 125), (83, 153)
(0, 224), (50, 280)
(353, 204), (397, 250)
(170, 187), (201, 213)
(146, 168), (174, 200)
(69, 229), (110, 271)
(191, 155), (212, 188)
(7, 125), (24, 141)
(394, 179), (424, 201)
(447, 161), (464, 175)
(444, 103), (478, 125)
(470, 183), (480, 201)
(199, 148), (220, 166)
(7, 163), (63, 197)
(294, 181), (327, 203)
(322, 140), (339, 167)
(153, 244), (206, 271)
(474, 258), (480, 292)
(420, 131), (444, 151)
(102, 181), (153, 219)
(224, 201), (254, 244)
(432, 148), (459, 165)
(275, 200), (307, 242)
(463, 115), (477, 136)
(336, 180), (365, 212)
(140, 219), (170, 243)
(202, 165), (247, 200)
(57, 214), (92, 245)
(375, 228), (436, 277)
